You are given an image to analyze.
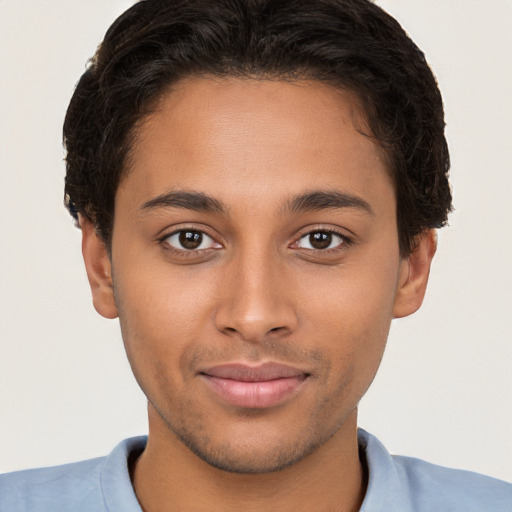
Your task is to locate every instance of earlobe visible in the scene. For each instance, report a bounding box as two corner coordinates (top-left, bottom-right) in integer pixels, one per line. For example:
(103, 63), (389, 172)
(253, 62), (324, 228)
(393, 230), (437, 319)
(80, 215), (118, 319)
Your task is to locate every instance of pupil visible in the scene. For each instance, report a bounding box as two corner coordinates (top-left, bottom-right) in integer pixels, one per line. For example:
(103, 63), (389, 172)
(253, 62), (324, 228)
(310, 232), (332, 249)
(179, 231), (202, 249)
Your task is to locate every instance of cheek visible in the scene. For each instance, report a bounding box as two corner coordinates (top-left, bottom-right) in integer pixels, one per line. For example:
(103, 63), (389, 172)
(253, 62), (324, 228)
(301, 256), (399, 384)
(117, 261), (214, 328)
(113, 264), (217, 380)
(304, 256), (398, 334)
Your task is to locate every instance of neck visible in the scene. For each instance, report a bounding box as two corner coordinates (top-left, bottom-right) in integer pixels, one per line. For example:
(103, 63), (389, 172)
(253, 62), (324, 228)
(132, 406), (367, 512)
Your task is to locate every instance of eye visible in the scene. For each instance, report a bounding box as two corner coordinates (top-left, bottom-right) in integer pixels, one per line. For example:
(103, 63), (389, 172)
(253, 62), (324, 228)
(163, 229), (220, 251)
(295, 230), (346, 250)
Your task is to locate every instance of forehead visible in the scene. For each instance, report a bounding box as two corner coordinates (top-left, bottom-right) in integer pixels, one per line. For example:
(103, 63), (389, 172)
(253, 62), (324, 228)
(120, 77), (394, 215)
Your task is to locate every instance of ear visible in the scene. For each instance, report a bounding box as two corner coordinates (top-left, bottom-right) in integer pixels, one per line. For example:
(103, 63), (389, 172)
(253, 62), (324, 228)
(80, 215), (118, 319)
(393, 230), (437, 319)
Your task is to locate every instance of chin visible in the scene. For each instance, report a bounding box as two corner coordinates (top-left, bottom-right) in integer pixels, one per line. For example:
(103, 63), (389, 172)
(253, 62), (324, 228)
(182, 437), (321, 474)
(169, 417), (332, 474)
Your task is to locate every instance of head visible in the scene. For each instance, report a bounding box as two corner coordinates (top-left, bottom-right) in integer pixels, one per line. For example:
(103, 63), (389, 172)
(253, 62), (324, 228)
(64, 0), (451, 257)
(66, 0), (451, 474)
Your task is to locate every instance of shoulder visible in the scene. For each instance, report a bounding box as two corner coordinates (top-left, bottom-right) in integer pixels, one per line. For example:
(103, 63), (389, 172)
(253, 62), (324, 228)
(358, 429), (512, 512)
(0, 457), (106, 511)
(0, 436), (146, 512)
(393, 454), (512, 511)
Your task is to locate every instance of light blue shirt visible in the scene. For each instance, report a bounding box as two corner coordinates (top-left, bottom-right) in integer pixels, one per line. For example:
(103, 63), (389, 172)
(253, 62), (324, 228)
(1, 430), (511, 511)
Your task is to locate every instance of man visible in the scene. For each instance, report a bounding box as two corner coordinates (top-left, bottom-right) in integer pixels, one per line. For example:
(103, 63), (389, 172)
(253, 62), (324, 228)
(0, 0), (510, 510)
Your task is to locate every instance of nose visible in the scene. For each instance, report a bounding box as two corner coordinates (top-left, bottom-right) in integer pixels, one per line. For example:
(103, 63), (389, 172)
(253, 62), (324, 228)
(214, 248), (298, 343)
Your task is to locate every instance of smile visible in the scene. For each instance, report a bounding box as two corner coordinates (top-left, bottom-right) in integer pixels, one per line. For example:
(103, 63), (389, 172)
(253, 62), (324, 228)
(199, 362), (309, 409)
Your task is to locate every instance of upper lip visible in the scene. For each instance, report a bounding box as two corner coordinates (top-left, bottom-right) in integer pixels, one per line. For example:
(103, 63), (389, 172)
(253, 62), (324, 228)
(200, 362), (308, 382)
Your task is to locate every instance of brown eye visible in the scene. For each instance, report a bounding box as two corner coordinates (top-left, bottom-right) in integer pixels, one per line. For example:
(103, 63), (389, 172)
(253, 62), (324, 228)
(179, 230), (203, 249)
(164, 230), (220, 251)
(295, 230), (345, 250)
(309, 232), (332, 249)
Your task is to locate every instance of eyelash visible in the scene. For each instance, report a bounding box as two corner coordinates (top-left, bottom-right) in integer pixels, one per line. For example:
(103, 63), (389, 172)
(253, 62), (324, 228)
(158, 227), (353, 256)
(293, 229), (353, 252)
(160, 227), (221, 256)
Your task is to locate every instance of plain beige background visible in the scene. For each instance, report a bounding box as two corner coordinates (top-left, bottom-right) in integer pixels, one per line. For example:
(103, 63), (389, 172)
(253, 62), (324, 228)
(1, 1), (511, 481)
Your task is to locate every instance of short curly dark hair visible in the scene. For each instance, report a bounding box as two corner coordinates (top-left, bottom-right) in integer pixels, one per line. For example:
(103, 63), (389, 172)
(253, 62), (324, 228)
(64, 0), (452, 256)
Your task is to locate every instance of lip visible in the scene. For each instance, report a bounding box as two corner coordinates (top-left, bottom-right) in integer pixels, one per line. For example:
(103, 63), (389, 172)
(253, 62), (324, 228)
(199, 362), (309, 409)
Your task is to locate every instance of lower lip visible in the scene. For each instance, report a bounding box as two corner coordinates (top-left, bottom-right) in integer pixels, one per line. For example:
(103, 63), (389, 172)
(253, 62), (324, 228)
(201, 374), (307, 408)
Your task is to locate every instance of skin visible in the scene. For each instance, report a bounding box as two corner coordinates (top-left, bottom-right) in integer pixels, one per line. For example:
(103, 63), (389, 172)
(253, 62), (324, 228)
(81, 77), (436, 511)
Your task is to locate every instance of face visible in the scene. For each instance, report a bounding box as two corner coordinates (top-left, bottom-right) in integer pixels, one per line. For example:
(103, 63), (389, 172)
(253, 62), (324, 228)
(84, 77), (430, 474)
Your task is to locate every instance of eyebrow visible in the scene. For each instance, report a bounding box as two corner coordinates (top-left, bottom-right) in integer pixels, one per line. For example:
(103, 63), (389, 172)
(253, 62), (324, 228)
(140, 191), (226, 214)
(139, 189), (373, 217)
(284, 190), (374, 216)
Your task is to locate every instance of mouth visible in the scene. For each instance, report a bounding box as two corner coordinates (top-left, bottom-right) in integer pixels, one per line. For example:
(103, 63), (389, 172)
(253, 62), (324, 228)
(199, 362), (310, 409)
